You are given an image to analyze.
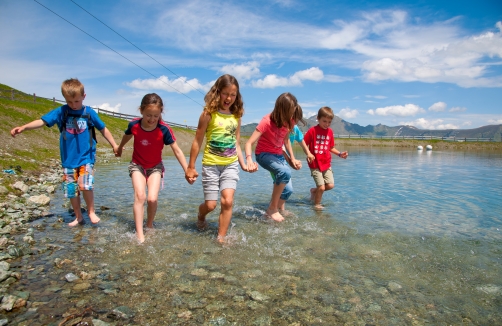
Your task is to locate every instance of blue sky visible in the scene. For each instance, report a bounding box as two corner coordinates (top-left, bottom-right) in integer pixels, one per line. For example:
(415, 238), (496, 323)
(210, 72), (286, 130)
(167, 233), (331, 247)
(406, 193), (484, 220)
(1, 0), (501, 129)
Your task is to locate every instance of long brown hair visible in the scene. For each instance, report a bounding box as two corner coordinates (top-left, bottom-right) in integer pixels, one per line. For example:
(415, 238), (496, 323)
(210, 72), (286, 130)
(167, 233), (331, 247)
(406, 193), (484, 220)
(139, 93), (164, 120)
(271, 92), (300, 129)
(203, 74), (244, 118)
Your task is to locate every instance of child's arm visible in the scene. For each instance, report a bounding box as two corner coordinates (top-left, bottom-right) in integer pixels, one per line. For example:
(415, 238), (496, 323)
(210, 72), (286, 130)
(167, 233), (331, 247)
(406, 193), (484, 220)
(283, 135), (301, 170)
(170, 141), (195, 184)
(330, 147), (348, 159)
(236, 119), (257, 173)
(186, 112), (210, 182)
(115, 134), (133, 157)
(10, 119), (46, 137)
(299, 139), (315, 163)
(99, 127), (119, 154)
(244, 130), (261, 172)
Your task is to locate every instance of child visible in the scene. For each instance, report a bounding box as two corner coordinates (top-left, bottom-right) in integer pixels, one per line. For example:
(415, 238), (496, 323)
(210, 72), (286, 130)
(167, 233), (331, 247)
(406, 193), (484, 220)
(278, 107), (314, 212)
(244, 92), (302, 222)
(304, 106), (348, 210)
(185, 74), (257, 243)
(115, 93), (192, 243)
(10, 78), (118, 226)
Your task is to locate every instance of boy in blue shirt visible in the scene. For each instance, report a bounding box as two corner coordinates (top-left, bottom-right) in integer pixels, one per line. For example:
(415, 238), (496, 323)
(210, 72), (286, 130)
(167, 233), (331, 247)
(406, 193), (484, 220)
(10, 78), (118, 226)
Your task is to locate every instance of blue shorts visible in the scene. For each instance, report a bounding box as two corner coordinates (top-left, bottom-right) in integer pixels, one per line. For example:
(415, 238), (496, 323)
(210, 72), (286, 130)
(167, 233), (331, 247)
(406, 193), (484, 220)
(62, 163), (94, 198)
(256, 153), (293, 201)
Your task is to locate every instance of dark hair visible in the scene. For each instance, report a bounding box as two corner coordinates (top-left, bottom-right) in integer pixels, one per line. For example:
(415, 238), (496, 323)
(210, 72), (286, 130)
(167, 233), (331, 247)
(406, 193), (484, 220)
(204, 74), (244, 118)
(271, 92), (299, 130)
(317, 106), (334, 120)
(139, 93), (164, 120)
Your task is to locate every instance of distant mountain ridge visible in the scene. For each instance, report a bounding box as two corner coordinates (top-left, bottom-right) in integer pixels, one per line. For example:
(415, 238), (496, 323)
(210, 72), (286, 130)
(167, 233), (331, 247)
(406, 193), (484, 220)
(241, 115), (502, 140)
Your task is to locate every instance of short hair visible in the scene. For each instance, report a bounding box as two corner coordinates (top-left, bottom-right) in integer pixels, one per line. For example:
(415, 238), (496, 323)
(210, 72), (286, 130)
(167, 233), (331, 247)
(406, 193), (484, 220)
(271, 92), (299, 129)
(317, 106), (334, 120)
(139, 93), (164, 115)
(61, 78), (85, 98)
(204, 74), (244, 119)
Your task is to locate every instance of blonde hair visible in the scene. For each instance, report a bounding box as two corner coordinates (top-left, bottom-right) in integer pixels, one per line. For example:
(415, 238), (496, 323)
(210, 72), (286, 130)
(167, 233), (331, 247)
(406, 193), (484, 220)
(271, 92), (300, 130)
(203, 74), (244, 118)
(317, 106), (334, 120)
(61, 78), (85, 98)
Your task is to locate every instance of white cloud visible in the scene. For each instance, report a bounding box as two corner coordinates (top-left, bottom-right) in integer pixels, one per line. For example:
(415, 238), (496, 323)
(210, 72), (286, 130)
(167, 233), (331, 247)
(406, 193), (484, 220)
(126, 76), (208, 93)
(449, 106), (467, 112)
(94, 103), (121, 113)
(337, 108), (359, 119)
(487, 118), (502, 124)
(367, 104), (425, 117)
(252, 67), (324, 88)
(401, 118), (459, 130)
(220, 61), (261, 81)
(366, 95), (387, 99)
(428, 101), (447, 112)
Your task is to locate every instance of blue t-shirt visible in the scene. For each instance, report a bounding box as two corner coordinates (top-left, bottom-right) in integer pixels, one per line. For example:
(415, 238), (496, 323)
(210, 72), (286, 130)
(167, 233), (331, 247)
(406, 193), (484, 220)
(289, 125), (304, 144)
(42, 105), (105, 168)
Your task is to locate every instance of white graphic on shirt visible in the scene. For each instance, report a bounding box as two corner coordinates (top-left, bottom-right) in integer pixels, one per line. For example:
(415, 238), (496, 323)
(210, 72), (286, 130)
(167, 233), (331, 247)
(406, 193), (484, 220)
(140, 139), (150, 146)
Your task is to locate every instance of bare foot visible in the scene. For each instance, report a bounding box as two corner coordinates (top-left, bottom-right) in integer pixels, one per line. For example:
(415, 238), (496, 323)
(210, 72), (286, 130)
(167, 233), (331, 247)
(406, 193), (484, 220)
(279, 209), (294, 217)
(310, 188), (316, 201)
(265, 209), (284, 222)
(216, 235), (226, 244)
(88, 212), (101, 224)
(137, 234), (145, 244)
(144, 227), (155, 233)
(313, 204), (324, 211)
(196, 215), (208, 231)
(68, 218), (84, 227)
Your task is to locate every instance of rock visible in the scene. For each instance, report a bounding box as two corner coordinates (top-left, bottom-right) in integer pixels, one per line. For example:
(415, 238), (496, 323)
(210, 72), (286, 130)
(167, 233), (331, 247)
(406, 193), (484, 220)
(0, 318), (8, 326)
(0, 270), (12, 282)
(248, 291), (269, 302)
(12, 182), (29, 193)
(0, 294), (17, 311)
(92, 319), (112, 326)
(73, 282), (91, 291)
(109, 306), (135, 319)
(0, 261), (10, 271)
(65, 273), (80, 282)
(27, 194), (51, 206)
(387, 281), (403, 292)
(0, 186), (8, 195)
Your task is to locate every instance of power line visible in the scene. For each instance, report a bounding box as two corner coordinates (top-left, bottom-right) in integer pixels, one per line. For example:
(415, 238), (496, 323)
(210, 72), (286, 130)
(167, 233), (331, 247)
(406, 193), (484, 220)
(33, 0), (204, 108)
(69, 0), (205, 96)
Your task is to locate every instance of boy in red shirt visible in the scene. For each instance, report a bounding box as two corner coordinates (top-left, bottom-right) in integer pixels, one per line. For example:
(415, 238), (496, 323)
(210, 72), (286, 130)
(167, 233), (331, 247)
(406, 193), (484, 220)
(304, 107), (348, 210)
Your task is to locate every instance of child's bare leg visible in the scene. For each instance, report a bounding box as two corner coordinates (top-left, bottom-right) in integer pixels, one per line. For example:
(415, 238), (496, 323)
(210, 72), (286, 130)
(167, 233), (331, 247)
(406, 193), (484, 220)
(68, 196), (84, 226)
(131, 172), (147, 243)
(197, 200), (216, 230)
(82, 190), (100, 224)
(217, 189), (235, 242)
(310, 188), (316, 201)
(314, 185), (325, 209)
(266, 183), (286, 222)
(145, 173), (161, 228)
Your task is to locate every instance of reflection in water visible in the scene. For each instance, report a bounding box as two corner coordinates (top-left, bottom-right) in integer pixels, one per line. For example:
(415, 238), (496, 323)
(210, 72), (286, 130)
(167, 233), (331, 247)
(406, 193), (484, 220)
(7, 148), (502, 325)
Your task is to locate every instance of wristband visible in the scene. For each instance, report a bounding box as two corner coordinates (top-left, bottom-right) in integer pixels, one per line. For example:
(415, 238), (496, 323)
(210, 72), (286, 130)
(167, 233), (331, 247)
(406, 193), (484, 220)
(338, 153), (342, 157)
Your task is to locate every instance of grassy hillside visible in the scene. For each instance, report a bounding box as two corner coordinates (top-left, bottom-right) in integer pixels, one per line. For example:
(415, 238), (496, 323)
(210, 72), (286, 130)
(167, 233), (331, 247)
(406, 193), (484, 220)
(0, 83), (196, 182)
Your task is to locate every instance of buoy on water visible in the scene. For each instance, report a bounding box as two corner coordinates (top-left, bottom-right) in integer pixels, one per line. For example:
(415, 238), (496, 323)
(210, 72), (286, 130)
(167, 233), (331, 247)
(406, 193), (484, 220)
(426, 145), (433, 151)
(417, 145), (423, 150)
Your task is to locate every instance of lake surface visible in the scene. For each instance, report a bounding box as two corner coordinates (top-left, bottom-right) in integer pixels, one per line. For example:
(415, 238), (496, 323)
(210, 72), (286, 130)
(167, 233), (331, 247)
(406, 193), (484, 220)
(8, 147), (502, 325)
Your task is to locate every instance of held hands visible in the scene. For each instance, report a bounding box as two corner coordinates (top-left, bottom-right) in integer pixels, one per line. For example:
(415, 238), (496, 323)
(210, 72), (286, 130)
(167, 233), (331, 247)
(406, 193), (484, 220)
(185, 167), (198, 185)
(114, 145), (122, 157)
(292, 159), (302, 170)
(245, 160), (259, 173)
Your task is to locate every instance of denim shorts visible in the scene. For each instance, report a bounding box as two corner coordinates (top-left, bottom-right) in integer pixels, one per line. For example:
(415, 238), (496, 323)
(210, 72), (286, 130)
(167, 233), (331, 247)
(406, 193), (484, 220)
(256, 152), (293, 200)
(202, 161), (240, 201)
(62, 163), (94, 198)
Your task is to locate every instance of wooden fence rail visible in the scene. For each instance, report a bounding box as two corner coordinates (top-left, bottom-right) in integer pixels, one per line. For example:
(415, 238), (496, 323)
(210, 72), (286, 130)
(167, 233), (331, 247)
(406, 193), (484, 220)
(0, 89), (197, 131)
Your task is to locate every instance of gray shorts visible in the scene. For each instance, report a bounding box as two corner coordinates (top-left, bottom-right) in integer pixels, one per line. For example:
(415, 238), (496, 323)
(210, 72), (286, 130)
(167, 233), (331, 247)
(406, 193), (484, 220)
(202, 161), (240, 201)
(128, 162), (164, 179)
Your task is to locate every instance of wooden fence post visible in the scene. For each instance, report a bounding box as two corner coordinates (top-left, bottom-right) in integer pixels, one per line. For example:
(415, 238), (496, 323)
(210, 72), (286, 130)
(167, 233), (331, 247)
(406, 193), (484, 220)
(11, 89), (14, 100)
(33, 93), (36, 103)
(53, 97), (55, 104)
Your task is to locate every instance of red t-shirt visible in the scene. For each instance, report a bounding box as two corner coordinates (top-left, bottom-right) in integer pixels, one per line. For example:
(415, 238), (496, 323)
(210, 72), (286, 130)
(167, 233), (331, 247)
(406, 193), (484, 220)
(255, 114), (290, 155)
(304, 125), (335, 172)
(125, 119), (176, 168)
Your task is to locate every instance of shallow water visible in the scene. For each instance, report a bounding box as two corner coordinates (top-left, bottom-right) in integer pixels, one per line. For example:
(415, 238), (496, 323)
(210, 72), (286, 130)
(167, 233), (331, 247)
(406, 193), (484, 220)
(8, 147), (502, 325)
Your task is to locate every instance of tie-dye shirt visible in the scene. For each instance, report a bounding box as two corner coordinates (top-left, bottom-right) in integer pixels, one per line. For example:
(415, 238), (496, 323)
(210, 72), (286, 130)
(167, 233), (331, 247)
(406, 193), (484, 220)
(202, 111), (239, 165)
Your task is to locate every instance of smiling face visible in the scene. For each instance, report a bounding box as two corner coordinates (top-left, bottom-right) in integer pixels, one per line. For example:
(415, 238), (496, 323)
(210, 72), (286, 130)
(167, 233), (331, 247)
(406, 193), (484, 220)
(318, 116), (332, 130)
(140, 104), (162, 130)
(219, 85), (238, 113)
(64, 94), (86, 111)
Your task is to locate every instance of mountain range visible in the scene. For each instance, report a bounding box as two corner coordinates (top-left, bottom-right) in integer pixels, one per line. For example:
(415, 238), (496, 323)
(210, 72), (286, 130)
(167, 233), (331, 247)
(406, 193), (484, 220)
(241, 115), (502, 140)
